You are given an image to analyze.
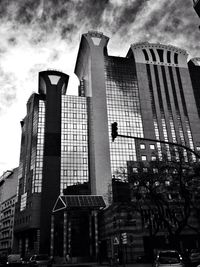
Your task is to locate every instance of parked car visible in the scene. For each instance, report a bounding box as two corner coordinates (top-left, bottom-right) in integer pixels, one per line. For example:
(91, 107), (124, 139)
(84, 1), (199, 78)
(28, 254), (52, 267)
(154, 250), (184, 267)
(189, 249), (200, 266)
(7, 254), (22, 265)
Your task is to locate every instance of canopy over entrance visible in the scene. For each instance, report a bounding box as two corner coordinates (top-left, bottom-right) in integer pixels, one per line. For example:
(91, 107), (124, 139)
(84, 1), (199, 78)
(53, 195), (106, 213)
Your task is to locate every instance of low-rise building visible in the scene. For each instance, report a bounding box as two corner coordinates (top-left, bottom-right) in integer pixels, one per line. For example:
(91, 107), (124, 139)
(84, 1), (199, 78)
(0, 168), (18, 256)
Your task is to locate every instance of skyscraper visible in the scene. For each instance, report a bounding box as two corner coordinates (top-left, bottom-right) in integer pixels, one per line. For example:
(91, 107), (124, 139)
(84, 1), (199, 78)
(75, 31), (200, 171)
(14, 31), (200, 258)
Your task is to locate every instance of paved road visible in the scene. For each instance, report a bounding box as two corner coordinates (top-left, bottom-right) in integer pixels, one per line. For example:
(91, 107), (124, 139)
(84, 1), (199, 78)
(53, 263), (152, 267)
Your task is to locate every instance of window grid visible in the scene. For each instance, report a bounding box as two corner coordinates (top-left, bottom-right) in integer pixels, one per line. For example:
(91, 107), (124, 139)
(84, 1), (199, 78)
(61, 96), (89, 193)
(32, 100), (45, 193)
(105, 56), (144, 178)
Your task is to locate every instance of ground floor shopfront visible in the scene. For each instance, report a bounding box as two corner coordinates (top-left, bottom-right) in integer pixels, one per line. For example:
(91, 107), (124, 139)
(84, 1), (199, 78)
(13, 199), (200, 263)
(51, 195), (106, 262)
(99, 204), (200, 263)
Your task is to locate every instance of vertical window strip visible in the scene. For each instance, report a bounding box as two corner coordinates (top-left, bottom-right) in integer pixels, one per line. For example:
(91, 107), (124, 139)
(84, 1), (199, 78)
(175, 67), (195, 159)
(161, 66), (178, 155)
(168, 66), (186, 147)
(150, 49), (156, 62)
(105, 56), (143, 175)
(175, 67), (188, 117)
(153, 65), (170, 155)
(142, 49), (149, 61)
(60, 96), (89, 193)
(146, 64), (162, 159)
(167, 51), (171, 64)
(32, 100), (45, 193)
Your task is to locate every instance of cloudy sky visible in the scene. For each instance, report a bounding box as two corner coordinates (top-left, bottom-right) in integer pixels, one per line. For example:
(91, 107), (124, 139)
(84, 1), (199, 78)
(0, 0), (199, 175)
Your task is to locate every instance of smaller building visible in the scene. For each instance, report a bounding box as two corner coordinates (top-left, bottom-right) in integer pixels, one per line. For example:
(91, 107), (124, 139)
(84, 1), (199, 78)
(52, 194), (106, 262)
(0, 168), (18, 256)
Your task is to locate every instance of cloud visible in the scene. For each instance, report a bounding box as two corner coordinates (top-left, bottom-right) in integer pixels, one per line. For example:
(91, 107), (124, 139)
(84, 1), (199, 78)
(0, 0), (200, 174)
(0, 68), (17, 115)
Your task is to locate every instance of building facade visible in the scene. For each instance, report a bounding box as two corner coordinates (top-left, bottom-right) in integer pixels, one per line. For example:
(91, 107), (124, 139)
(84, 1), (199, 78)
(13, 31), (200, 260)
(75, 31), (200, 172)
(0, 168), (18, 256)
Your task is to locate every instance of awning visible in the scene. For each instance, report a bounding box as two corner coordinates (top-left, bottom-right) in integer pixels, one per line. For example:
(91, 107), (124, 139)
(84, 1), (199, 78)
(53, 195), (106, 213)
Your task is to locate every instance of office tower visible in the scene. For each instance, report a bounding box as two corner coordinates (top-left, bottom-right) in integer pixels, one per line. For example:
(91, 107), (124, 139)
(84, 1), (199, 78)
(75, 31), (200, 172)
(75, 31), (200, 260)
(0, 168), (18, 255)
(14, 31), (200, 258)
(194, 0), (200, 18)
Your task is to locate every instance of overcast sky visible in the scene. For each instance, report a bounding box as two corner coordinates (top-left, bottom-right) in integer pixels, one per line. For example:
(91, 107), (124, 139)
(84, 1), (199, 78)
(0, 0), (199, 175)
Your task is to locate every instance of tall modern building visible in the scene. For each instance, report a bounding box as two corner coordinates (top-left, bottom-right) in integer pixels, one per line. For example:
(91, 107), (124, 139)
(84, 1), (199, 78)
(14, 31), (200, 259)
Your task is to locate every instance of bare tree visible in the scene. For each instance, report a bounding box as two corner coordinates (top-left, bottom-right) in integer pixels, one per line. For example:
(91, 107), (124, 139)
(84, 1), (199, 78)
(127, 149), (200, 240)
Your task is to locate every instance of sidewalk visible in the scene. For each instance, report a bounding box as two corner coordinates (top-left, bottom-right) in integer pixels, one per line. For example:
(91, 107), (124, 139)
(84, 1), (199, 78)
(52, 263), (152, 267)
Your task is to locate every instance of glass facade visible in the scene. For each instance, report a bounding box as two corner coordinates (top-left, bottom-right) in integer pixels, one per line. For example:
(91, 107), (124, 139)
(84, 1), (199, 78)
(17, 94), (89, 196)
(104, 56), (144, 178)
(60, 95), (89, 194)
(146, 61), (195, 161)
(32, 100), (45, 193)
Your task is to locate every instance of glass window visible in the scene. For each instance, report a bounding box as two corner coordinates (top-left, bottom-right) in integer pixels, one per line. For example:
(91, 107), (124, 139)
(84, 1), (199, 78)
(128, 143), (132, 149)
(129, 155), (134, 160)
(73, 135), (77, 140)
(63, 134), (68, 140)
(132, 167), (138, 173)
(141, 155), (147, 161)
(124, 101), (128, 106)
(150, 144), (155, 149)
(151, 156), (156, 161)
(140, 144), (146, 149)
(83, 170), (88, 176)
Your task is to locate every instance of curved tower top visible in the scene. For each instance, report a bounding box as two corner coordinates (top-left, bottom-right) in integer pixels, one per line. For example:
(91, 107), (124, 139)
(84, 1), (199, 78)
(39, 70), (69, 96)
(127, 42), (188, 68)
(75, 31), (109, 82)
